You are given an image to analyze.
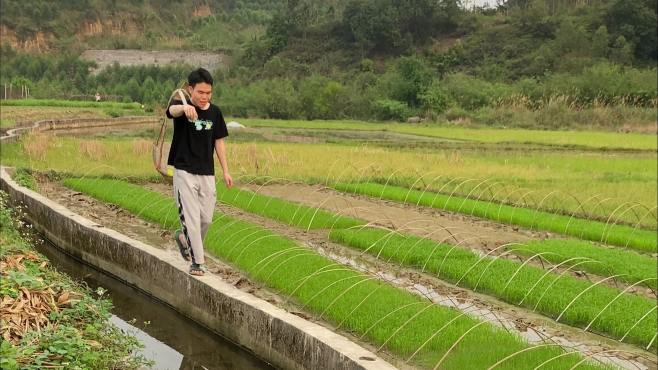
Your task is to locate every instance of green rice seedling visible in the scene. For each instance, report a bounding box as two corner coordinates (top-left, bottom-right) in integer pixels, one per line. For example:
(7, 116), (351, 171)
(216, 183), (364, 230)
(510, 239), (657, 289)
(205, 220), (617, 370)
(64, 178), (656, 350)
(64, 178), (180, 228)
(62, 177), (613, 369)
(333, 183), (657, 253)
(211, 180), (658, 349)
(329, 227), (657, 350)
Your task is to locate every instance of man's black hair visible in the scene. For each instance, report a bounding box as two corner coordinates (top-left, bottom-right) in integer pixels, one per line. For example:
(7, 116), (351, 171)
(188, 68), (213, 87)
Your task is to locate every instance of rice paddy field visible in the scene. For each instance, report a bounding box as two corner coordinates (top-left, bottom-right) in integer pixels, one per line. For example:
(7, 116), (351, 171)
(1, 104), (656, 369)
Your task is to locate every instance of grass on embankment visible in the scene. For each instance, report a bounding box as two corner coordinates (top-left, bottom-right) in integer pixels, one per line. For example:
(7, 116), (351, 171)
(0, 192), (150, 370)
(216, 184), (364, 230)
(333, 182), (657, 253)
(329, 227), (657, 350)
(511, 239), (657, 289)
(61, 178), (611, 369)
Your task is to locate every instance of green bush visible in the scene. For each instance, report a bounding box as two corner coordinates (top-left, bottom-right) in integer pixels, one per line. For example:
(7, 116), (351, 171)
(441, 73), (513, 110)
(246, 79), (301, 119)
(12, 168), (36, 190)
(373, 99), (409, 121)
(419, 81), (449, 116)
(543, 63), (657, 105)
(104, 108), (122, 118)
(299, 75), (350, 120)
(442, 106), (472, 122)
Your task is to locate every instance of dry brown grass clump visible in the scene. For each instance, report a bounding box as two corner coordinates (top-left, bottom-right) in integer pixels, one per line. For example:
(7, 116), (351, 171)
(23, 133), (52, 161)
(131, 138), (151, 156)
(0, 252), (80, 344)
(78, 139), (109, 160)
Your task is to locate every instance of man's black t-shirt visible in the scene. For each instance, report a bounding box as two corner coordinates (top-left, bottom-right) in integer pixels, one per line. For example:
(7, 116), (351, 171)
(166, 101), (229, 176)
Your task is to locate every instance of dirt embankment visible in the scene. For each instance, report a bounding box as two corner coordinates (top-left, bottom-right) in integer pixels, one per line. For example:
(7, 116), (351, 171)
(81, 50), (231, 74)
(0, 107), (115, 130)
(245, 183), (533, 250)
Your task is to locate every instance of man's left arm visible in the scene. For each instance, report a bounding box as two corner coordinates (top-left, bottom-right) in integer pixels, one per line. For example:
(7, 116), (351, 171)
(215, 138), (233, 188)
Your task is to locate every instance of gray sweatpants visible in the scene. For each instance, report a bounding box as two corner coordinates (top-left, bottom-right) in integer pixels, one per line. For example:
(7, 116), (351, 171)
(173, 168), (216, 265)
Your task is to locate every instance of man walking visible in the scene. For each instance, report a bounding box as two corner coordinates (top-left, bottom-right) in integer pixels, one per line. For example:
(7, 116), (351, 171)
(167, 68), (233, 276)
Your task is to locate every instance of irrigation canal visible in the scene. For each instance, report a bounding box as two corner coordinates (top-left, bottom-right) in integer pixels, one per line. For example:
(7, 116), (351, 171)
(33, 235), (275, 370)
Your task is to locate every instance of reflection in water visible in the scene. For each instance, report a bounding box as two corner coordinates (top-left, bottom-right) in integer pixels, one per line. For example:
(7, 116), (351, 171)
(110, 315), (184, 369)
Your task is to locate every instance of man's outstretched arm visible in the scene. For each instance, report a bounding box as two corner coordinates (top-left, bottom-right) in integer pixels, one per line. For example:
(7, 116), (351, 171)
(169, 104), (198, 121)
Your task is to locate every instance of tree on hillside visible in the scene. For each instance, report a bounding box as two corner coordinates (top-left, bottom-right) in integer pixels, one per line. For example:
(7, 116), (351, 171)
(606, 0), (657, 61)
(553, 19), (588, 55)
(609, 35), (634, 65)
(501, 0), (607, 14)
(343, 0), (403, 54)
(591, 25), (609, 58)
(509, 0), (556, 39)
(433, 0), (464, 33)
(395, 0), (435, 42)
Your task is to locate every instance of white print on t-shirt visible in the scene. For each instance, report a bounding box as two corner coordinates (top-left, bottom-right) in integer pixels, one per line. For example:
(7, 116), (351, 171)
(193, 119), (213, 131)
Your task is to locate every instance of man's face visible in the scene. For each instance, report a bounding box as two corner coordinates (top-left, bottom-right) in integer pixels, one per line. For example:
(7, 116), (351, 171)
(188, 82), (212, 107)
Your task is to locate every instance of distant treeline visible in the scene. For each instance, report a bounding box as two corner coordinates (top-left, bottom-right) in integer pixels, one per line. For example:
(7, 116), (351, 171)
(0, 47), (189, 107)
(219, 60), (656, 121)
(1, 0), (656, 124)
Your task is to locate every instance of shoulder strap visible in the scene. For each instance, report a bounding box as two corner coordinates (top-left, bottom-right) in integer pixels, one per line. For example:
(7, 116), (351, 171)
(153, 87), (191, 181)
(174, 88), (188, 106)
(168, 88), (189, 106)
